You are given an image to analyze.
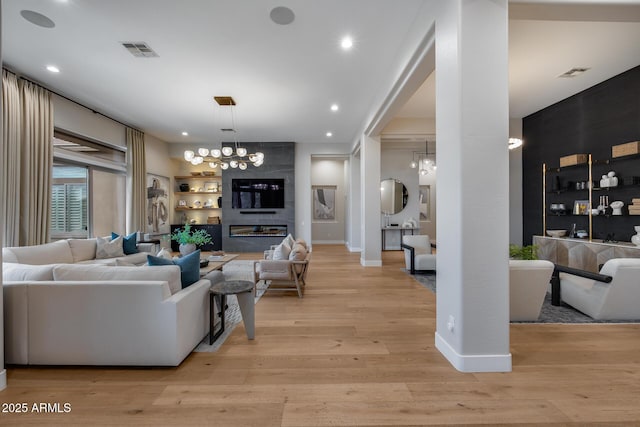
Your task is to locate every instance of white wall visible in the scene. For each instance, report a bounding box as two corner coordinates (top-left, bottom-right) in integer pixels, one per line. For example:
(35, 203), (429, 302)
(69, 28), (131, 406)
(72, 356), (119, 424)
(380, 146), (420, 249)
(295, 142), (352, 248)
(419, 170), (437, 239)
(52, 94), (126, 148)
(311, 158), (347, 244)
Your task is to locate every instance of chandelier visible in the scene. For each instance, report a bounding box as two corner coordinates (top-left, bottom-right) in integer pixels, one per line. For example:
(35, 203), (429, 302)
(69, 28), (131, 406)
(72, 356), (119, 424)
(183, 97), (264, 170)
(409, 140), (436, 175)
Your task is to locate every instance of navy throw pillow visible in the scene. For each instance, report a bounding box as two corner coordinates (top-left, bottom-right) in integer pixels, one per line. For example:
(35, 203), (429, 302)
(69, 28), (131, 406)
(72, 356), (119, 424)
(147, 249), (200, 288)
(112, 232), (139, 255)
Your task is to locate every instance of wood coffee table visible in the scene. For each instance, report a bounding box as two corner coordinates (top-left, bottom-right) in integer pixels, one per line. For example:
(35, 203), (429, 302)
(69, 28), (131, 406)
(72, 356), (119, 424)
(199, 253), (238, 277)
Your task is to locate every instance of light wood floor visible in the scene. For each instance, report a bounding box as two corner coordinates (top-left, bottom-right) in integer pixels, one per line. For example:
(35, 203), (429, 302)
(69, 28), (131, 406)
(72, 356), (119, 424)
(2, 245), (640, 426)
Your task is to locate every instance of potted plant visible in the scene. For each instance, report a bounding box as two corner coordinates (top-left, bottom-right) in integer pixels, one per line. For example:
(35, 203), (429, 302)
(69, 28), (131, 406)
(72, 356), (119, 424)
(170, 223), (213, 256)
(509, 244), (538, 260)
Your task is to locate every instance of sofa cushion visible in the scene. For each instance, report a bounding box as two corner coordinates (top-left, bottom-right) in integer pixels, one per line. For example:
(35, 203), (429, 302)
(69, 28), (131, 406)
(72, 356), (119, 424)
(96, 235), (124, 259)
(112, 232), (139, 255)
(147, 249), (200, 289)
(2, 262), (56, 281)
(68, 238), (97, 262)
(115, 252), (149, 266)
(52, 264), (181, 295)
(2, 239), (74, 265)
(76, 258), (117, 266)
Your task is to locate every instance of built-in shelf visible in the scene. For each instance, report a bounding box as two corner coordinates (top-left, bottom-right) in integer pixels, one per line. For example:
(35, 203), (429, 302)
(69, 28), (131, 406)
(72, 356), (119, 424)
(174, 175), (221, 180)
(175, 207), (220, 211)
(175, 191), (221, 195)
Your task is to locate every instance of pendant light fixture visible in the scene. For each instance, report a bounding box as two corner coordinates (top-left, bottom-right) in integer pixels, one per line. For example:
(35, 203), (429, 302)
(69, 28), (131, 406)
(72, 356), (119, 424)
(183, 96), (264, 170)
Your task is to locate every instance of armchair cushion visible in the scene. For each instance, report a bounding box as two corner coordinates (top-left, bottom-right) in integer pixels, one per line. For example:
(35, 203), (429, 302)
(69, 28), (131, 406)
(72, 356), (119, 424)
(509, 259), (554, 321)
(402, 235), (436, 273)
(560, 258), (640, 320)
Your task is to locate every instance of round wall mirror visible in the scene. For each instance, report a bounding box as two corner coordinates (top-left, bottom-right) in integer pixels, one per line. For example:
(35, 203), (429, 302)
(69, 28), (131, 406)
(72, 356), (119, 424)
(380, 178), (408, 214)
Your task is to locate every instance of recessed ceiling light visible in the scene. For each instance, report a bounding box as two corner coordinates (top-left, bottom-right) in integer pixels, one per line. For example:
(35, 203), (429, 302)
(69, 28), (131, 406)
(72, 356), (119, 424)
(20, 10), (55, 28)
(326, 132), (333, 138)
(46, 65), (60, 73)
(270, 6), (295, 25)
(330, 104), (339, 112)
(181, 131), (189, 136)
(341, 36), (353, 50)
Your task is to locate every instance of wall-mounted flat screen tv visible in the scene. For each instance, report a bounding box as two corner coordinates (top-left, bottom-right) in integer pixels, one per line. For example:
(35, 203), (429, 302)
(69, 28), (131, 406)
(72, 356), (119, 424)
(232, 178), (285, 209)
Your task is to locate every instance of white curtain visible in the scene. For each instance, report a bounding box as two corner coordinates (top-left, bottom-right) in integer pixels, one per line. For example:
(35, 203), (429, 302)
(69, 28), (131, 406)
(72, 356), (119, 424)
(18, 79), (54, 246)
(2, 70), (21, 247)
(126, 128), (146, 234)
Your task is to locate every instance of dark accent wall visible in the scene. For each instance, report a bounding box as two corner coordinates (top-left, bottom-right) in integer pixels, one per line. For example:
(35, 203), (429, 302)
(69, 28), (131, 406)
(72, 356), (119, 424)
(523, 65), (640, 244)
(221, 141), (295, 252)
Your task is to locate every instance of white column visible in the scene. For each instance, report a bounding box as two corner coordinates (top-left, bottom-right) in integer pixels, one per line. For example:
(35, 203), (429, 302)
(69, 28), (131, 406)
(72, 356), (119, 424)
(360, 135), (382, 266)
(347, 152), (361, 252)
(434, 0), (511, 372)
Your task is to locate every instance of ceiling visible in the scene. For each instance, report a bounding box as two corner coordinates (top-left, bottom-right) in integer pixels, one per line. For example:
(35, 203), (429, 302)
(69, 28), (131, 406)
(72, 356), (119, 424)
(3, 1), (640, 147)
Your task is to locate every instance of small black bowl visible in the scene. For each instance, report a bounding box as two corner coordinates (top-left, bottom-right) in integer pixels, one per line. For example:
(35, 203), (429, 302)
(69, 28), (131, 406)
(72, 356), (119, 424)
(199, 259), (209, 268)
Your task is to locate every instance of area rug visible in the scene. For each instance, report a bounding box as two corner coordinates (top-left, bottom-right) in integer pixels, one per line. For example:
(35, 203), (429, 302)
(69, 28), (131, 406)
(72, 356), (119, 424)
(409, 270), (640, 324)
(194, 280), (269, 352)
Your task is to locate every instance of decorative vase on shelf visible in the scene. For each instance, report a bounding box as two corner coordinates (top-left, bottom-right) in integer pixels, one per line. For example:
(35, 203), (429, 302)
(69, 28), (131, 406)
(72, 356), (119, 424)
(179, 243), (197, 256)
(632, 226), (640, 247)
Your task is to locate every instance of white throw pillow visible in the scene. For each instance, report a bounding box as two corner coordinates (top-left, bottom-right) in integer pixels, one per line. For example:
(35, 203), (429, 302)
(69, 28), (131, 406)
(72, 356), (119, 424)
(96, 235), (124, 259)
(283, 233), (295, 249)
(272, 241), (291, 260)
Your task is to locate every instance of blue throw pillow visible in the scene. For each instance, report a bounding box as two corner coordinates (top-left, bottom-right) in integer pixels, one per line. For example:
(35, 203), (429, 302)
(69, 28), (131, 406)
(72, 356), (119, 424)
(147, 249), (200, 288)
(112, 232), (139, 255)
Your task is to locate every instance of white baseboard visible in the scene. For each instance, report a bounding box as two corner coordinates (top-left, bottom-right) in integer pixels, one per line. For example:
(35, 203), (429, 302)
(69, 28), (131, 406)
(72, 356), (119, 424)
(346, 243), (361, 252)
(435, 332), (512, 373)
(360, 258), (382, 267)
(0, 369), (6, 390)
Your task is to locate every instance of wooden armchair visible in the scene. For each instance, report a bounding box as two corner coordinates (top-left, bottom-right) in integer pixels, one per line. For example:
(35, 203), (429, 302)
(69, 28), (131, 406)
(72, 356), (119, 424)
(255, 253), (311, 298)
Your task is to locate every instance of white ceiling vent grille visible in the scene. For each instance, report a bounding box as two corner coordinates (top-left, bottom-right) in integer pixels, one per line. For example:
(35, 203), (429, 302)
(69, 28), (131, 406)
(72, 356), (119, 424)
(121, 42), (158, 58)
(558, 67), (590, 78)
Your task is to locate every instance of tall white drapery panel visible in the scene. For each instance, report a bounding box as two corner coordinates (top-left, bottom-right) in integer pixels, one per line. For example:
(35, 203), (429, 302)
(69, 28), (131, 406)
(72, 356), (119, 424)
(126, 128), (146, 234)
(2, 70), (21, 247)
(2, 71), (53, 246)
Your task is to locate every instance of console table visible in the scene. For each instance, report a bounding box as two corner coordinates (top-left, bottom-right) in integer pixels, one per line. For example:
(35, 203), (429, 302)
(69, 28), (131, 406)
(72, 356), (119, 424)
(381, 226), (420, 251)
(534, 235), (640, 273)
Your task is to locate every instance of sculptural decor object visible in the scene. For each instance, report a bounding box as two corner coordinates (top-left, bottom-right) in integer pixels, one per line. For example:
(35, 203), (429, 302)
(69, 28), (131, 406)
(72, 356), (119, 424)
(610, 200), (624, 216)
(631, 226), (640, 247)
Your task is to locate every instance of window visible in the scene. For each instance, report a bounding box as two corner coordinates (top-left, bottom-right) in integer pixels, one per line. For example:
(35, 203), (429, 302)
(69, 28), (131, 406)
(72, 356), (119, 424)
(51, 165), (88, 238)
(51, 129), (127, 239)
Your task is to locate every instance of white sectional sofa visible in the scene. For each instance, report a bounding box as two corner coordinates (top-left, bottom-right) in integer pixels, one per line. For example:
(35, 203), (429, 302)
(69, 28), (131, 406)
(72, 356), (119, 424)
(2, 239), (211, 366)
(2, 238), (152, 266)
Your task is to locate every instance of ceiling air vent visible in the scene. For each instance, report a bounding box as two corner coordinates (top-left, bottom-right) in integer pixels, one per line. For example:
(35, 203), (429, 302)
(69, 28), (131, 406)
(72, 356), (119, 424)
(558, 67), (589, 78)
(121, 42), (159, 58)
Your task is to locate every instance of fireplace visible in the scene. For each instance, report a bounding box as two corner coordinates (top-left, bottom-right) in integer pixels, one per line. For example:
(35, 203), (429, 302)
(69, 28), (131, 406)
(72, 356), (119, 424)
(229, 225), (287, 238)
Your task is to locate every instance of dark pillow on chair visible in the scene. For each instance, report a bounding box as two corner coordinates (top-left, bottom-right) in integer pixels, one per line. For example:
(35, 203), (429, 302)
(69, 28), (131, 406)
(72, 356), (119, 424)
(112, 232), (139, 255)
(147, 249), (200, 288)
